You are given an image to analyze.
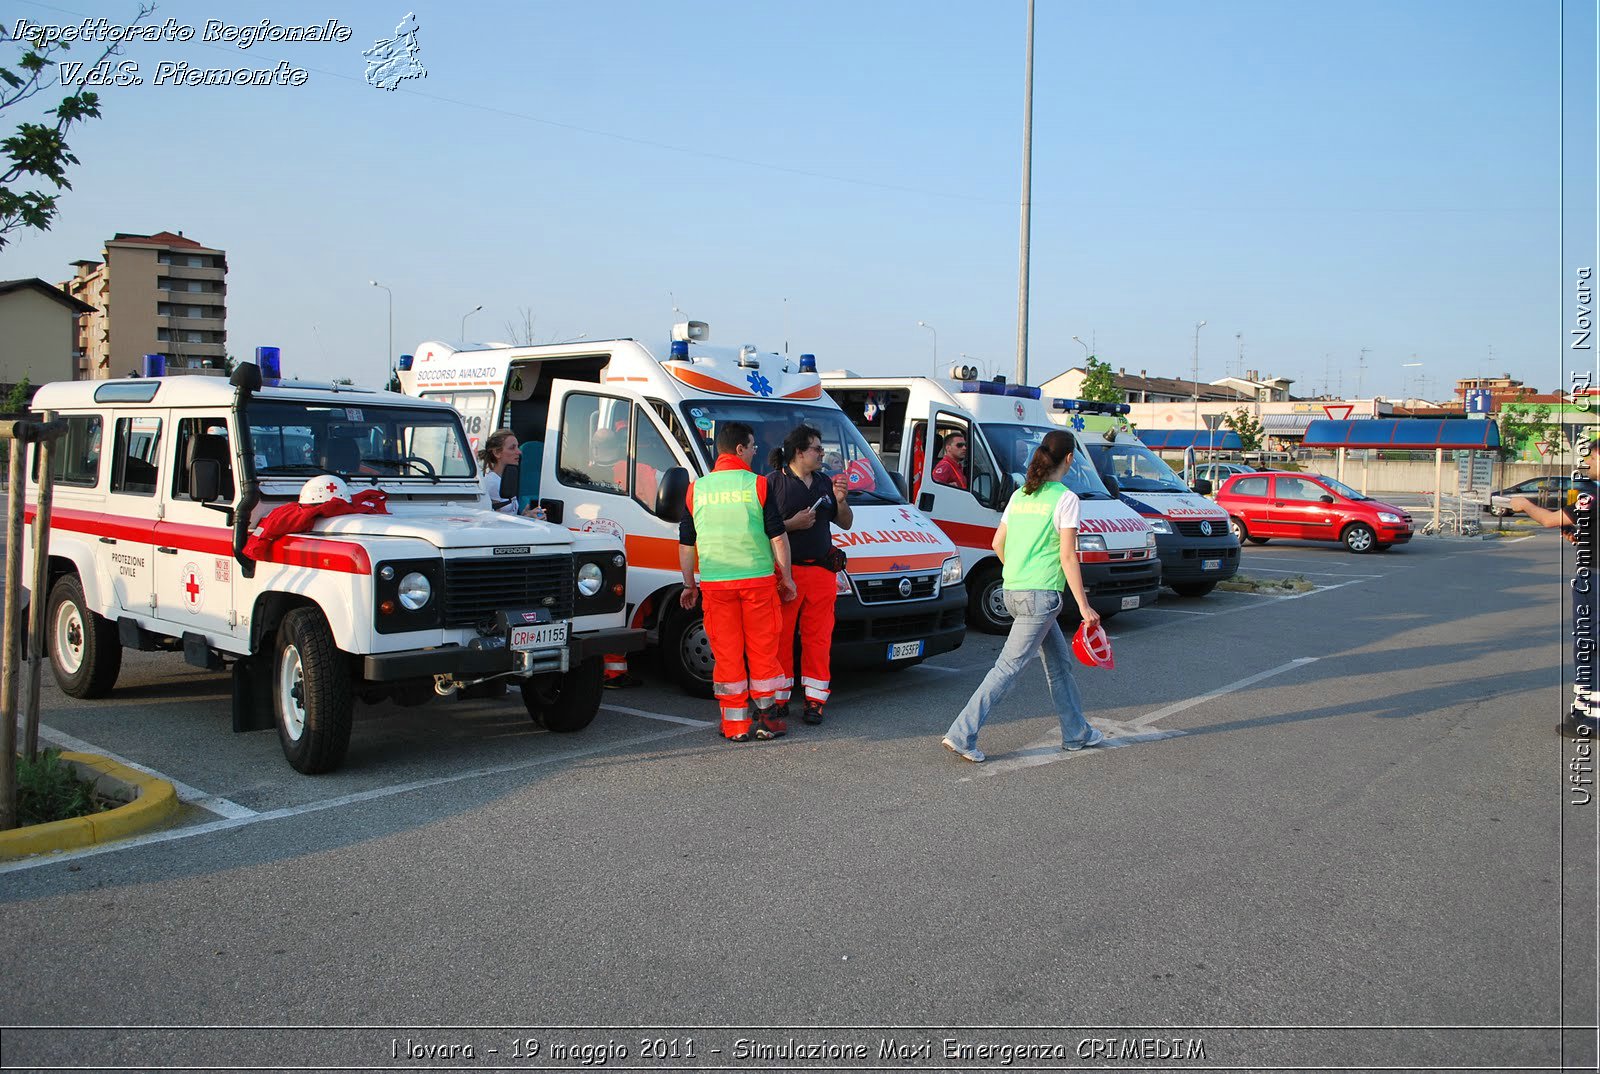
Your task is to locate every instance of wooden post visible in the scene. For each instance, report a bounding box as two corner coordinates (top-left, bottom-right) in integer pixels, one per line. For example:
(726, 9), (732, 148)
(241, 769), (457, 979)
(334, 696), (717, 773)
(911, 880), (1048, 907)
(1, 436), (25, 830)
(22, 410), (56, 759)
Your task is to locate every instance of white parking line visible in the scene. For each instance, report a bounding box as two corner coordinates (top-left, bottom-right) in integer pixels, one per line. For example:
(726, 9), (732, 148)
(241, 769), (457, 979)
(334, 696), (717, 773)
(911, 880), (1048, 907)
(1127, 657), (1320, 729)
(0, 723), (709, 875)
(40, 724), (257, 820)
(600, 704), (714, 728)
(1241, 565), (1383, 577)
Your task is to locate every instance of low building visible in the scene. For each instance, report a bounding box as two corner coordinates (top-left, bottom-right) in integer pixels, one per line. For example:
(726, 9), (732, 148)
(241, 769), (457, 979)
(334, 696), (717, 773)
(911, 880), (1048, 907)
(0, 278), (96, 396)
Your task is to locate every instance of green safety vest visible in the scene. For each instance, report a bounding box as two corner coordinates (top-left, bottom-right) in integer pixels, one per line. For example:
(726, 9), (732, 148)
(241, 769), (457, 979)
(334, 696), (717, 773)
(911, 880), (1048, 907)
(1002, 482), (1069, 592)
(691, 468), (774, 582)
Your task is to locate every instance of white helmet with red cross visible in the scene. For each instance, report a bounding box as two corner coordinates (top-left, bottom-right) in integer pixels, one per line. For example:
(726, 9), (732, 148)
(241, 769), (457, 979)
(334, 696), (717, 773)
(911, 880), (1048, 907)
(299, 474), (352, 506)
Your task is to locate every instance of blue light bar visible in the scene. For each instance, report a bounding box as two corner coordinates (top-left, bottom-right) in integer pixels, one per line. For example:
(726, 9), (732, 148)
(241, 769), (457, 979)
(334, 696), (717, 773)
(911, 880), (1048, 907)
(798, 353), (817, 373)
(1004, 384), (1041, 399)
(1052, 397), (1085, 411)
(668, 339), (689, 361)
(141, 353), (166, 378)
(958, 381), (1008, 396)
(255, 346), (282, 383)
(397, 354), (414, 371)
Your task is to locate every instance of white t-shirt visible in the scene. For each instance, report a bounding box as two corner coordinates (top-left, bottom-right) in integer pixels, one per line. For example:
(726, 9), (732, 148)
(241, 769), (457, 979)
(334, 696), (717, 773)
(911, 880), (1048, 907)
(1000, 483), (1081, 531)
(482, 469), (519, 514)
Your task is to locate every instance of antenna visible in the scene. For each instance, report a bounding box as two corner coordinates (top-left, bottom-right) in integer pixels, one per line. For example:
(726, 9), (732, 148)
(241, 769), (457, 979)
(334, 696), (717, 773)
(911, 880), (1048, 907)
(1235, 332), (1244, 379)
(1356, 346), (1369, 399)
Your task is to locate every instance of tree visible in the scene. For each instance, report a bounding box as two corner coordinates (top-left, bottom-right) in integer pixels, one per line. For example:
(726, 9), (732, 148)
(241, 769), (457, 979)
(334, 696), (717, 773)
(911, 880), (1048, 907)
(1222, 407), (1264, 453)
(1499, 401), (1558, 461)
(0, 6), (153, 247)
(1079, 353), (1120, 403)
(4, 375), (31, 412)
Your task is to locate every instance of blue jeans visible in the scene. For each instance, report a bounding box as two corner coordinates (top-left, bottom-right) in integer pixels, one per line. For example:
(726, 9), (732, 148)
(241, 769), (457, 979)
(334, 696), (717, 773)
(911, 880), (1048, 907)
(944, 589), (1095, 750)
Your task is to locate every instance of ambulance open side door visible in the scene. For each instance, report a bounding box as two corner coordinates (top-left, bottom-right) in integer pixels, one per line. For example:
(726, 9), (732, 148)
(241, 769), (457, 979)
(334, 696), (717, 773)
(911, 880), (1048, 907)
(539, 379), (693, 569)
(914, 405), (1005, 514)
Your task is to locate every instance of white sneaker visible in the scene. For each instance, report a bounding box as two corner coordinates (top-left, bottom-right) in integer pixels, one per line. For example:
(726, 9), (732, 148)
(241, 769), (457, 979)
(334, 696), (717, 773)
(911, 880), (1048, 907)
(1063, 727), (1106, 752)
(941, 737), (986, 763)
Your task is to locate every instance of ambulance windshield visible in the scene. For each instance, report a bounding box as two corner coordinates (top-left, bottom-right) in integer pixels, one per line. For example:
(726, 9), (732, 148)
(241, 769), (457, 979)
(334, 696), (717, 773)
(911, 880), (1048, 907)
(1086, 438), (1190, 494)
(980, 424), (1114, 500)
(245, 400), (475, 481)
(680, 401), (905, 504)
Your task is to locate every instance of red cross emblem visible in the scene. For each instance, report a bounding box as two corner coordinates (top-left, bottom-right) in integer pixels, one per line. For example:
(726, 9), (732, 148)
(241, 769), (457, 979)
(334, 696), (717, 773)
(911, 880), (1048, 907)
(184, 569), (202, 608)
(325, 481), (339, 495)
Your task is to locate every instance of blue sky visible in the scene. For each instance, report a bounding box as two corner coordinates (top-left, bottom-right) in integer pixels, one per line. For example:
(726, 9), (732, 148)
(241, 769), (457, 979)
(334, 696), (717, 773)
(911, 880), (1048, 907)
(5, 0), (1595, 401)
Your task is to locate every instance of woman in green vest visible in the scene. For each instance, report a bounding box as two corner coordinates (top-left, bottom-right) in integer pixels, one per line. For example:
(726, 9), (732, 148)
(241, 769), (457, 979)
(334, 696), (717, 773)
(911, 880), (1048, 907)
(942, 430), (1106, 763)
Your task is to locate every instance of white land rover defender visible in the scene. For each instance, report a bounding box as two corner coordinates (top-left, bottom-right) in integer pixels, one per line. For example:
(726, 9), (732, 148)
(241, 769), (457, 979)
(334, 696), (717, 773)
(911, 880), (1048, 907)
(21, 359), (644, 773)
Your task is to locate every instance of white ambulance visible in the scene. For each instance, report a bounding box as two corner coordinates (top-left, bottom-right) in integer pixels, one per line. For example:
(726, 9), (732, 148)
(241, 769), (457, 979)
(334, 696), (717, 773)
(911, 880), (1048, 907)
(1065, 409), (1241, 597)
(20, 356), (643, 774)
(819, 371), (1161, 633)
(399, 322), (967, 695)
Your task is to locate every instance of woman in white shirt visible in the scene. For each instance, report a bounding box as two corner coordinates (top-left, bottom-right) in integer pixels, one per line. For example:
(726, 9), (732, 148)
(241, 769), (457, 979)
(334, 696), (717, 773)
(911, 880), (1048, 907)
(479, 429), (525, 514)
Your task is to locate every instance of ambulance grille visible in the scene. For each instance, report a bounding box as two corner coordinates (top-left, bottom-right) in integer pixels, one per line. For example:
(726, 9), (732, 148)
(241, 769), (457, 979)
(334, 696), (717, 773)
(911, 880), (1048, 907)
(444, 554), (575, 628)
(1173, 520), (1229, 537)
(855, 573), (940, 605)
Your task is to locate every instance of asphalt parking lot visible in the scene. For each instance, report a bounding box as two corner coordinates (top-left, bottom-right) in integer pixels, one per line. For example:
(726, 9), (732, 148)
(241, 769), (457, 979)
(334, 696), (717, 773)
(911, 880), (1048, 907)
(2, 530), (1595, 1072)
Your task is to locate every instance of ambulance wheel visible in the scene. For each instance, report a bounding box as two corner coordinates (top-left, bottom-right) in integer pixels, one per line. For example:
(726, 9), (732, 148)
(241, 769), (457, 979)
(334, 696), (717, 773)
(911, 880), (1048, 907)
(274, 608), (353, 775)
(521, 657), (604, 733)
(967, 564), (1012, 635)
(47, 575), (121, 699)
(1171, 582), (1216, 598)
(661, 607), (716, 699)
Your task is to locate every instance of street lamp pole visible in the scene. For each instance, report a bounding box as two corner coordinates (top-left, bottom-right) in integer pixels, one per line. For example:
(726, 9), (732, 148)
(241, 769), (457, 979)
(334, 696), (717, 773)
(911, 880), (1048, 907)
(1192, 320), (1207, 470)
(1014, 0), (1035, 387)
(461, 304), (483, 341)
(917, 321), (938, 376)
(370, 280), (393, 387)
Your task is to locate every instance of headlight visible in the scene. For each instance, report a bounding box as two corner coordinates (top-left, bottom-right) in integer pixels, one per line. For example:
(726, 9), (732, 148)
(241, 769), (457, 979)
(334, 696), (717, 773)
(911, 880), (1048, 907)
(1078, 534), (1107, 552)
(1146, 518), (1173, 534)
(577, 561), (604, 597)
(1146, 530), (1158, 549)
(835, 570), (853, 596)
(1377, 512), (1401, 524)
(398, 572), (431, 610)
(941, 555), (964, 585)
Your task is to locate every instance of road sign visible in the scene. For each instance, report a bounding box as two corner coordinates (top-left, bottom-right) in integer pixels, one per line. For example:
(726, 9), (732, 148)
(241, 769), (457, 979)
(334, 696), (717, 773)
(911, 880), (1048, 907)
(1323, 404), (1354, 421)
(1203, 413), (1227, 431)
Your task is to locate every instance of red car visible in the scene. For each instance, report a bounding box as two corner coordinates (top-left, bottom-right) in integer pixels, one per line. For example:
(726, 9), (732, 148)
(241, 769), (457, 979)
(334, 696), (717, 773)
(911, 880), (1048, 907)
(1215, 472), (1413, 553)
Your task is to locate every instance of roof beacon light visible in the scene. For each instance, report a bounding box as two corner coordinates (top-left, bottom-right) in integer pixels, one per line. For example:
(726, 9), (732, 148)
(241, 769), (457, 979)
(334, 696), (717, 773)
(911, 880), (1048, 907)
(255, 346), (282, 384)
(671, 320), (710, 343)
(398, 354), (414, 371)
(668, 339), (690, 362)
(737, 344), (760, 369)
(1004, 384), (1042, 400)
(141, 353), (166, 378)
(798, 353), (817, 373)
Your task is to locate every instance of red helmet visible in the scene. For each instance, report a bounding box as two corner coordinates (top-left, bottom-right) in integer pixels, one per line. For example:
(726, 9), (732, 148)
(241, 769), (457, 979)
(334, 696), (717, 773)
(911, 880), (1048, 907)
(1072, 621), (1115, 670)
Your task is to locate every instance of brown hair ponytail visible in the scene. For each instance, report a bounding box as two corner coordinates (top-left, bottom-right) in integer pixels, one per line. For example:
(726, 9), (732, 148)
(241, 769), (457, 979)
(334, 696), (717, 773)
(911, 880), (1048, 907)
(1022, 430), (1077, 495)
(478, 428), (517, 469)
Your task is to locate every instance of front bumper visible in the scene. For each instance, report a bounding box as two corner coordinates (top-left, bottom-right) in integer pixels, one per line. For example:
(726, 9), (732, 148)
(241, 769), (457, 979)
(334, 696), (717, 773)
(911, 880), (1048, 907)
(361, 627), (646, 682)
(1155, 536), (1241, 583)
(1380, 527), (1413, 544)
(1082, 557), (1162, 614)
(830, 582), (967, 669)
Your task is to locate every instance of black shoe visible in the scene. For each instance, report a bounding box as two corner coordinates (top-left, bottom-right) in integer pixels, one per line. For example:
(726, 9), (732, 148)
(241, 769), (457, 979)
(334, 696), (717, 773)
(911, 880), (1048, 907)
(802, 702), (824, 725)
(604, 672), (643, 689)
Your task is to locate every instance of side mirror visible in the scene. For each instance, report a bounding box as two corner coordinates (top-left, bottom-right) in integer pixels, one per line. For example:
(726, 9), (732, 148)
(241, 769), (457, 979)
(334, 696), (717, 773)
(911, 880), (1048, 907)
(1101, 473), (1120, 498)
(499, 462), (520, 497)
(1319, 494), (1335, 504)
(888, 471), (909, 500)
(1192, 477), (1213, 496)
(654, 466), (690, 523)
(970, 472), (993, 504)
(190, 459), (221, 503)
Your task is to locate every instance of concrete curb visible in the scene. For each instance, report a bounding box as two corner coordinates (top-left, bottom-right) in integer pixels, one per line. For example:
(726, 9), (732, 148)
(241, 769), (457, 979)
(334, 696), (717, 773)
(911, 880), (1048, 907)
(0, 751), (178, 860)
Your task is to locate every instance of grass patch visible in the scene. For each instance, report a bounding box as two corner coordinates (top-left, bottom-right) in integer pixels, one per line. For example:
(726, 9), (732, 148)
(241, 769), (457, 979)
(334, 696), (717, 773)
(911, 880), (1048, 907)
(1217, 573), (1315, 595)
(17, 750), (111, 827)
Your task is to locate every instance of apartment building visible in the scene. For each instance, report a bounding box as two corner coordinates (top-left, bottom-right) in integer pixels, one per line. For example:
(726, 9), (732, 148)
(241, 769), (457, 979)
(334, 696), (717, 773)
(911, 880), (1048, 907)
(60, 231), (227, 379)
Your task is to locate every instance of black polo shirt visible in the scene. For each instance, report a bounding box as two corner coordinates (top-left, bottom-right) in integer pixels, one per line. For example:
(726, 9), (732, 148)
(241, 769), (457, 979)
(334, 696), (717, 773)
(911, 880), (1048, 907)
(767, 465), (838, 566)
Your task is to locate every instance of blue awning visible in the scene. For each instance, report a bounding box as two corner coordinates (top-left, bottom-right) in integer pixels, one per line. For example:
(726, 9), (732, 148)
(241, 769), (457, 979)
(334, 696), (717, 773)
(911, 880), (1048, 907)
(1138, 429), (1244, 451)
(1300, 418), (1501, 450)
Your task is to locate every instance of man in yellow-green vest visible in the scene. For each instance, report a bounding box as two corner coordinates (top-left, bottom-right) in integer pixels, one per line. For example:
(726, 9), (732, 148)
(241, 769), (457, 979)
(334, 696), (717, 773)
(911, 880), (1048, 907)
(679, 421), (798, 741)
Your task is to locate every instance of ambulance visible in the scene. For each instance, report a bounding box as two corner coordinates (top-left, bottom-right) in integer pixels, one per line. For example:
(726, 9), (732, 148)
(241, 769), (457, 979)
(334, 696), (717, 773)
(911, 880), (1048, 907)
(20, 355), (643, 774)
(819, 370), (1161, 634)
(399, 322), (967, 695)
(1062, 408), (1241, 597)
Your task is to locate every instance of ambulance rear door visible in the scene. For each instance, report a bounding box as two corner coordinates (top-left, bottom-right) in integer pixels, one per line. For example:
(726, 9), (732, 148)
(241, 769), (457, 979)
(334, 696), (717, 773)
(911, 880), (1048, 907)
(541, 379), (693, 588)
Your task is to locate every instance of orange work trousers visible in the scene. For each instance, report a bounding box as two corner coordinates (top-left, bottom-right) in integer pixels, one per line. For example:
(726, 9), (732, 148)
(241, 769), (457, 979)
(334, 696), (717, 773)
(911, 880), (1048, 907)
(702, 580), (785, 738)
(777, 565), (836, 707)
